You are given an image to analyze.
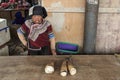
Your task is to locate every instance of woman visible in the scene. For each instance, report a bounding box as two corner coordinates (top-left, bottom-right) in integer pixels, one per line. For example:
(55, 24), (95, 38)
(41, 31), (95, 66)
(17, 5), (56, 55)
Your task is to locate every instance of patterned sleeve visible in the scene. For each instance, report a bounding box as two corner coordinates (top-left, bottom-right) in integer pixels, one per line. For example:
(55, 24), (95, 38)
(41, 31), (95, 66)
(47, 25), (55, 39)
(17, 24), (28, 34)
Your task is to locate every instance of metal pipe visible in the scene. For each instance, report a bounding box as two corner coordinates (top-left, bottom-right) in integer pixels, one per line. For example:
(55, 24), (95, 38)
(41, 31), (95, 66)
(83, 0), (99, 54)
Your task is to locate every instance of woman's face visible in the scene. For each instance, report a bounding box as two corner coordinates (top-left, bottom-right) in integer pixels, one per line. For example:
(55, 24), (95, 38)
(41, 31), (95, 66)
(32, 15), (43, 24)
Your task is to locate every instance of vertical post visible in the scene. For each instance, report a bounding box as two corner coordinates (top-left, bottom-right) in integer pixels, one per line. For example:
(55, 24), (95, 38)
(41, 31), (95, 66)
(83, 0), (99, 54)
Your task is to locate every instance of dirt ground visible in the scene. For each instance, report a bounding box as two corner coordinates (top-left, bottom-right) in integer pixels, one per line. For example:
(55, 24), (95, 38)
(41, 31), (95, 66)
(7, 24), (27, 55)
(0, 55), (120, 80)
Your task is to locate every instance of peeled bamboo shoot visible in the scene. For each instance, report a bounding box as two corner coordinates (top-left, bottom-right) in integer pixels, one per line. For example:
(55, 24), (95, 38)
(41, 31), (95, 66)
(60, 60), (68, 77)
(67, 60), (77, 76)
(45, 62), (54, 74)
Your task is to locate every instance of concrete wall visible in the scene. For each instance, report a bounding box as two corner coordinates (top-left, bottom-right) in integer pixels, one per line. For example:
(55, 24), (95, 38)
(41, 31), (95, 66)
(41, 0), (120, 54)
(42, 0), (85, 49)
(96, 0), (120, 54)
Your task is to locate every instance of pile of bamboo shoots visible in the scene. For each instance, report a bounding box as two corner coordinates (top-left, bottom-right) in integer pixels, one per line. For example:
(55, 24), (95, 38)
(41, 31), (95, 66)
(60, 58), (77, 77)
(44, 57), (77, 76)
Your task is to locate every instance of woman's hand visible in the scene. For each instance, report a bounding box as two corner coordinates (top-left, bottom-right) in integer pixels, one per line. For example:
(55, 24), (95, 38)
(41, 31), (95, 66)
(51, 49), (57, 55)
(17, 33), (27, 47)
(50, 37), (57, 55)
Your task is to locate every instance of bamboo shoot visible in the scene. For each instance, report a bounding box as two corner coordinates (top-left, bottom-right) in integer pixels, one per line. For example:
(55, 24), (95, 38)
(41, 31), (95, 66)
(45, 62), (54, 74)
(67, 59), (77, 76)
(60, 60), (68, 77)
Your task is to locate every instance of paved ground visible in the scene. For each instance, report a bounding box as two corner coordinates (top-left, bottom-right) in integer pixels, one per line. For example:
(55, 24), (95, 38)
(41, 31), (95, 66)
(0, 55), (120, 80)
